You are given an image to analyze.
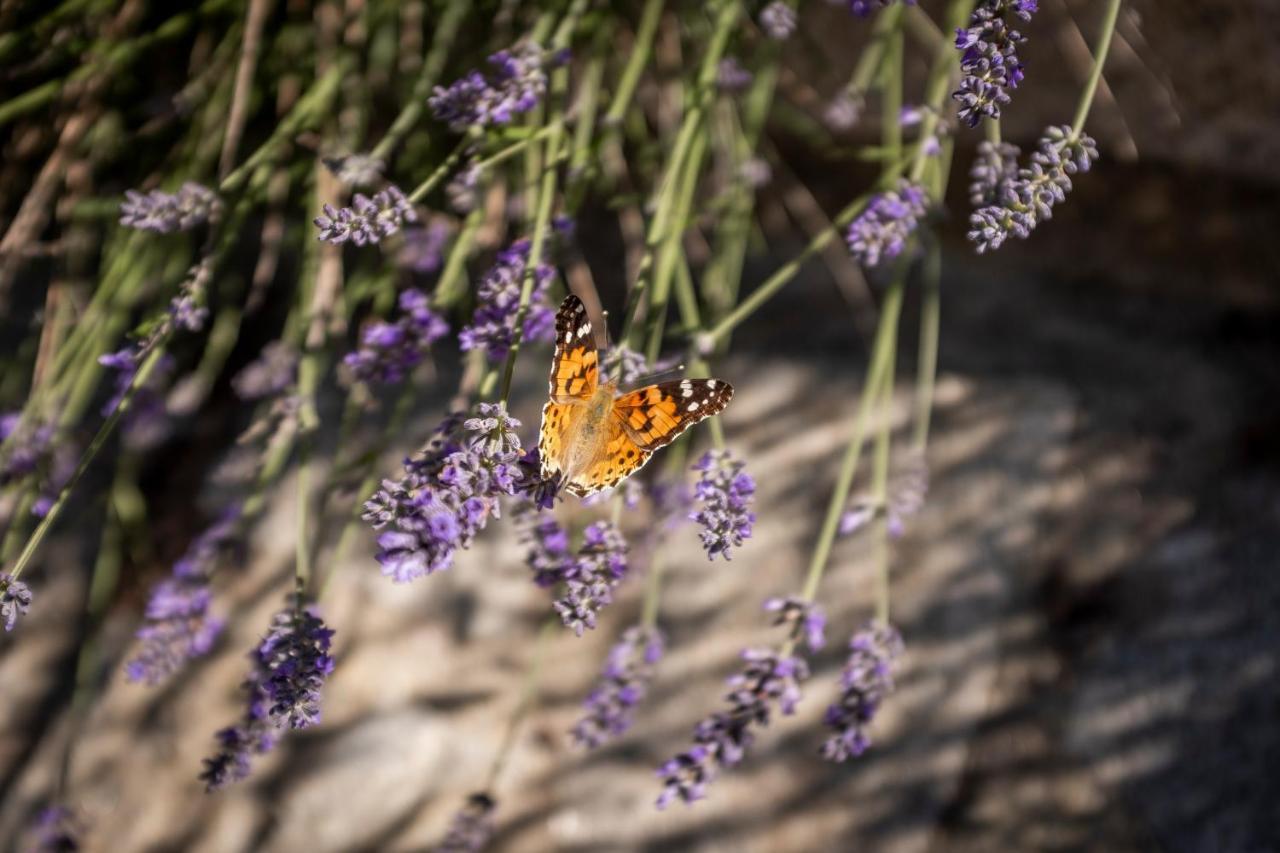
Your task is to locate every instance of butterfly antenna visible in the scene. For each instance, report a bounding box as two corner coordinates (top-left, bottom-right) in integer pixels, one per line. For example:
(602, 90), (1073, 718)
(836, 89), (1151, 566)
(631, 362), (687, 386)
(600, 309), (612, 350)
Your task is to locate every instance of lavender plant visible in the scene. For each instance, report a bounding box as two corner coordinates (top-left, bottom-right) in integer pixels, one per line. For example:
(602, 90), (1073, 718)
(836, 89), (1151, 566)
(0, 0), (1126, 844)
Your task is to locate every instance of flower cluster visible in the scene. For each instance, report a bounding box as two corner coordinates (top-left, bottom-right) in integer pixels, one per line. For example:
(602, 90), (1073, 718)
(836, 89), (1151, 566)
(200, 604), (335, 790)
(572, 626), (664, 748)
(759, 2), (797, 40)
(363, 405), (527, 582)
(839, 450), (929, 538)
(399, 220), (452, 275)
(1, 572), (32, 632)
(824, 91), (863, 131)
(436, 792), (496, 853)
(232, 341), (298, 401)
(952, 0), (1038, 128)
(763, 596), (826, 651)
(968, 139), (1022, 206)
(344, 288), (449, 385)
(554, 522), (629, 636)
(690, 450), (756, 561)
(822, 623), (903, 761)
(125, 506), (240, 684)
(517, 507), (571, 588)
(0, 412), (75, 520)
(657, 648), (809, 807)
(430, 43), (548, 131)
(846, 180), (928, 268)
(119, 181), (220, 233)
(314, 186), (417, 246)
(458, 239), (556, 362)
(22, 804), (83, 853)
(716, 58), (752, 94)
(968, 125), (1098, 253)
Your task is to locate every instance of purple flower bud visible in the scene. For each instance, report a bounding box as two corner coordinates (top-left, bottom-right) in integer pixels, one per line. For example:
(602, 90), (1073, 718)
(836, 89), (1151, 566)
(759, 2), (797, 40)
(572, 626), (664, 748)
(848, 0), (915, 17)
(846, 179), (928, 268)
(763, 596), (826, 651)
(657, 648), (809, 808)
(120, 182), (220, 233)
(199, 602), (335, 790)
(690, 450), (756, 561)
(430, 43), (548, 131)
(344, 288), (449, 386)
(1, 572), (33, 632)
(399, 220), (452, 275)
(458, 239), (556, 363)
(821, 623), (903, 761)
(436, 792), (496, 852)
(554, 521), (629, 635)
(313, 185), (418, 246)
(233, 341), (298, 401)
(951, 0), (1037, 127)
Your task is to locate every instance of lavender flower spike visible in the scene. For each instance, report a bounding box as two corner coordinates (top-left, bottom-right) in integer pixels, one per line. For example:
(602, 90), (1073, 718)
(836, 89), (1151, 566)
(759, 2), (797, 40)
(554, 521), (629, 636)
(458, 239), (556, 362)
(657, 648), (809, 808)
(849, 0), (916, 17)
(120, 181), (220, 233)
(951, 0), (1038, 128)
(436, 792), (496, 853)
(363, 405), (524, 582)
(1, 572), (32, 632)
(846, 180), (928, 268)
(22, 804), (83, 852)
(572, 626), (664, 748)
(199, 603), (335, 790)
(314, 185), (418, 246)
(764, 596), (826, 652)
(430, 42), (548, 131)
(125, 507), (240, 684)
(690, 450), (756, 561)
(344, 288), (449, 386)
(821, 623), (903, 761)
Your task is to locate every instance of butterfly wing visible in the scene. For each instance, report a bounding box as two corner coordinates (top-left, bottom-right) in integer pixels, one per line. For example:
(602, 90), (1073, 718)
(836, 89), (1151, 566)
(563, 416), (653, 497)
(547, 294), (598, 402)
(612, 378), (734, 451)
(539, 294), (600, 482)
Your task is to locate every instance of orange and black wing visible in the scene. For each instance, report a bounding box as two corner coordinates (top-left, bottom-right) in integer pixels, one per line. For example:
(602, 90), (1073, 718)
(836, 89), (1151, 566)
(547, 293), (598, 403)
(611, 378), (734, 452)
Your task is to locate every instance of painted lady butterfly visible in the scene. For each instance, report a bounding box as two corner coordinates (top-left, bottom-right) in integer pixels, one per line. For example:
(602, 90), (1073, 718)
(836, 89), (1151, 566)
(538, 294), (733, 496)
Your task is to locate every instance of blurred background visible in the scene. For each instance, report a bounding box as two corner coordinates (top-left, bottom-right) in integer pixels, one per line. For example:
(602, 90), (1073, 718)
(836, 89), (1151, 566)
(0, 0), (1278, 850)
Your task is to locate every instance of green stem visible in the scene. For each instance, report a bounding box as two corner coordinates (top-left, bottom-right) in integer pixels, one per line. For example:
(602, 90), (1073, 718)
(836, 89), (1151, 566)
(641, 552), (666, 628)
(798, 265), (906, 602)
(604, 0), (664, 126)
(914, 237), (941, 450)
(870, 324), (897, 624)
(4, 346), (168, 583)
(484, 616), (557, 791)
(1069, 0), (1123, 139)
(369, 0), (469, 163)
(406, 135), (473, 203)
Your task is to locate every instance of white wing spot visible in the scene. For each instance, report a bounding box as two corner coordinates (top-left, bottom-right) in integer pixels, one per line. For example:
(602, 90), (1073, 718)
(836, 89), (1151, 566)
(705, 379), (718, 388)
(687, 401), (701, 412)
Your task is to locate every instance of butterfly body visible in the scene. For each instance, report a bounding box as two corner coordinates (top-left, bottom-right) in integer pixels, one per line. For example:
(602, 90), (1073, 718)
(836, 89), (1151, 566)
(538, 295), (734, 497)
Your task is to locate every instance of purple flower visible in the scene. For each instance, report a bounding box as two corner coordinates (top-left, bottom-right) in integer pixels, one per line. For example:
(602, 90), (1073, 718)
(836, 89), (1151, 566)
(22, 804), (83, 852)
(200, 603), (335, 790)
(763, 596), (826, 651)
(821, 623), (903, 761)
(458, 239), (556, 362)
(968, 139), (1022, 206)
(759, 2), (797, 40)
(314, 185), (418, 246)
(968, 125), (1098, 253)
(824, 91), (863, 131)
(0, 413), (73, 518)
(325, 153), (385, 188)
(362, 405), (524, 582)
(125, 507), (240, 684)
(516, 505), (571, 588)
(716, 58), (752, 93)
(573, 626), (664, 748)
(1, 572), (32, 632)
(120, 181), (220, 233)
(657, 648), (809, 808)
(436, 792), (496, 853)
(430, 43), (548, 131)
(344, 289), (449, 385)
(951, 0), (1038, 128)
(399, 220), (452, 275)
(846, 180), (928, 268)
(839, 450), (929, 538)
(601, 345), (650, 387)
(849, 0), (915, 17)
(554, 521), (629, 636)
(690, 450), (756, 561)
(232, 341), (298, 401)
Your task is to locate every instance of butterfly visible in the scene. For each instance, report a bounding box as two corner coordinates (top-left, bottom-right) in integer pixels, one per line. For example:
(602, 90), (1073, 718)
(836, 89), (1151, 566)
(538, 294), (734, 497)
